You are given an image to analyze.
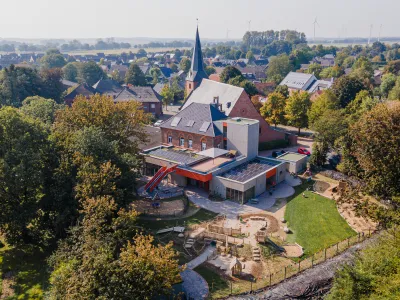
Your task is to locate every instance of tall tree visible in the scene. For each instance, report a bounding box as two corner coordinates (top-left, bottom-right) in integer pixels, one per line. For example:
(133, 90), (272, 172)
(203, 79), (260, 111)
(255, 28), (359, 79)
(125, 63), (147, 86)
(79, 61), (106, 86)
(220, 66), (242, 83)
(40, 49), (67, 69)
(260, 92), (286, 127)
(331, 75), (367, 108)
(20, 96), (64, 125)
(285, 91), (311, 134)
(160, 84), (174, 110)
(266, 54), (293, 84)
(307, 90), (340, 126)
(62, 62), (79, 82)
(179, 57), (191, 73)
(40, 68), (64, 103)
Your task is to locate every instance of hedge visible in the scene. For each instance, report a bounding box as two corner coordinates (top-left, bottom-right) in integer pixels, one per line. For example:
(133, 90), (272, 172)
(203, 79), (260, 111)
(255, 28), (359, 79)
(258, 139), (289, 151)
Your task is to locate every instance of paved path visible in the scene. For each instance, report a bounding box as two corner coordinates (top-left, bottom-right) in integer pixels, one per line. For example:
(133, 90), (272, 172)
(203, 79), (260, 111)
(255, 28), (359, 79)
(180, 245), (216, 299)
(187, 245), (216, 269)
(186, 183), (295, 219)
(180, 269), (209, 299)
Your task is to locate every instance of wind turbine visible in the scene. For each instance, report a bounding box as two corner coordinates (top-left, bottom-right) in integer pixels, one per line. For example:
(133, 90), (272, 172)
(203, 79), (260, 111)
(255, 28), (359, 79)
(378, 24), (383, 42)
(226, 29), (231, 40)
(313, 17), (320, 42)
(248, 20), (251, 32)
(368, 24), (373, 45)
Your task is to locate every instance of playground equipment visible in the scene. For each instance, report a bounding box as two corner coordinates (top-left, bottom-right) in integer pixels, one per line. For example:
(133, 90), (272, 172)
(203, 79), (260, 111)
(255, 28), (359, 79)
(144, 165), (178, 193)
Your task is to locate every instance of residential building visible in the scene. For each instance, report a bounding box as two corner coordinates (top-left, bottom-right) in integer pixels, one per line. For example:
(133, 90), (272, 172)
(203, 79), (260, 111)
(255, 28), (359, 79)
(279, 72), (332, 94)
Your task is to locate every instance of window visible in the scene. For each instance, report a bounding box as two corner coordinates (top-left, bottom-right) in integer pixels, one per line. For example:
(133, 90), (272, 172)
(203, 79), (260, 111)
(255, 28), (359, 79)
(180, 137), (185, 147)
(168, 136), (172, 144)
(189, 83), (192, 89)
(201, 142), (207, 151)
(223, 139), (227, 150)
(151, 104), (155, 109)
(188, 139), (193, 149)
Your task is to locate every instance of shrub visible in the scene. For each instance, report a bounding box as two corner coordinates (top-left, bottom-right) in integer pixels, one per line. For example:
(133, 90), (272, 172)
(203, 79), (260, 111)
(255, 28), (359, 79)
(258, 139), (289, 151)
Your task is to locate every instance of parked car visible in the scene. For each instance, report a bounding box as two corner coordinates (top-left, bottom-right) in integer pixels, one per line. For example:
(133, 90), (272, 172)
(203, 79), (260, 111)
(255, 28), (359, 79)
(154, 120), (163, 127)
(298, 147), (311, 156)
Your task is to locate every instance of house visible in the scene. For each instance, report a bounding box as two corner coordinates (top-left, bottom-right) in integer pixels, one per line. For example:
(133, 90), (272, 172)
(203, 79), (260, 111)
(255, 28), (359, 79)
(109, 64), (129, 79)
(114, 86), (162, 117)
(64, 83), (97, 106)
(92, 79), (123, 98)
(142, 102), (288, 203)
(279, 72), (317, 92)
(182, 27), (295, 145)
(307, 79), (333, 93)
(236, 65), (268, 81)
(374, 70), (383, 85)
(61, 79), (79, 91)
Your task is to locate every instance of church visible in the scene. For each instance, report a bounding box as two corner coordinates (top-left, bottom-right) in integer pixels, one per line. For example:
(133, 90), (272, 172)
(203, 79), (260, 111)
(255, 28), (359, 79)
(181, 27), (297, 146)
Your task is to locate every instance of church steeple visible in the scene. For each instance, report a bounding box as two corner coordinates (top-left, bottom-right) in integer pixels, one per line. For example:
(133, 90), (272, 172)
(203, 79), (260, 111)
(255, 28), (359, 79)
(186, 26), (208, 95)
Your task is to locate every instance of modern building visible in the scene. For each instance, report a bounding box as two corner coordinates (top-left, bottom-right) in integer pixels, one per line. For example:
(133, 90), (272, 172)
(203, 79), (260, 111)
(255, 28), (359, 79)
(142, 103), (288, 204)
(276, 152), (308, 174)
(279, 72), (333, 94)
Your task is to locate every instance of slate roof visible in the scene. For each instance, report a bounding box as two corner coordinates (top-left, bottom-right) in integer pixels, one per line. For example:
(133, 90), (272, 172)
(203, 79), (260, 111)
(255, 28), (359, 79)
(64, 83), (97, 105)
(279, 72), (317, 90)
(161, 102), (227, 137)
(114, 86), (162, 103)
(219, 158), (279, 183)
(181, 79), (244, 115)
(187, 27), (209, 82)
(92, 79), (123, 97)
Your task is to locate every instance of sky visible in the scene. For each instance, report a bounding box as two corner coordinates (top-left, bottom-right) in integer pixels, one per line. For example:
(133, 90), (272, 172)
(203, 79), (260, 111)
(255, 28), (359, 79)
(0, 0), (398, 40)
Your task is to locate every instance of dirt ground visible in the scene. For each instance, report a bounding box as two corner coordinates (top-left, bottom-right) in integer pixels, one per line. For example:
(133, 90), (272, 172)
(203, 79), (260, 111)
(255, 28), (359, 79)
(283, 244), (304, 258)
(133, 198), (184, 216)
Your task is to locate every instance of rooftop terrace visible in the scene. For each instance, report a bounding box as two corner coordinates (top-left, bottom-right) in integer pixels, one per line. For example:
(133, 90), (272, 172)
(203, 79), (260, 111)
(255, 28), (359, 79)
(145, 147), (207, 165)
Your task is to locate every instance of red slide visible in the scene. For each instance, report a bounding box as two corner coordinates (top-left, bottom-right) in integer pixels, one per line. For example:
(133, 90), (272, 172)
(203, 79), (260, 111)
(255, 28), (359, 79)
(145, 165), (177, 193)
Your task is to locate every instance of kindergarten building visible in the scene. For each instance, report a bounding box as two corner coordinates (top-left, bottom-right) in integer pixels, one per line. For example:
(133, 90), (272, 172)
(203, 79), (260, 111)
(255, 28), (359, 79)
(142, 102), (288, 204)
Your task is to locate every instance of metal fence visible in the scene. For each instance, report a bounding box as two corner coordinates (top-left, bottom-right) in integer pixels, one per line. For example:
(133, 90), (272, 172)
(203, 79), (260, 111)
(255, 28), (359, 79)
(211, 231), (374, 298)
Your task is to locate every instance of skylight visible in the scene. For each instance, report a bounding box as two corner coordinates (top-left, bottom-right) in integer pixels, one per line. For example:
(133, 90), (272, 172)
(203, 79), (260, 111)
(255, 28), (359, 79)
(170, 117), (182, 127)
(199, 121), (211, 132)
(186, 120), (195, 127)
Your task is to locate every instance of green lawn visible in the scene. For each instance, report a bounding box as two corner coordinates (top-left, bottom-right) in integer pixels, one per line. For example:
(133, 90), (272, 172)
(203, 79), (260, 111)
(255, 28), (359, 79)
(285, 182), (356, 256)
(137, 208), (218, 232)
(0, 244), (50, 299)
(194, 266), (230, 299)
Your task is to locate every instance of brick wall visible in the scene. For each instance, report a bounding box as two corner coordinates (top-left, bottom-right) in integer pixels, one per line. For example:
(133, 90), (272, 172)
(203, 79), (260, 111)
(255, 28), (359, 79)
(160, 128), (222, 151)
(142, 102), (162, 117)
(229, 91), (294, 143)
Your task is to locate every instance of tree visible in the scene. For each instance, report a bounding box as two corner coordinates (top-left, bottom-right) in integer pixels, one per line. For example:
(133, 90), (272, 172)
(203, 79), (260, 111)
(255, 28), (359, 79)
(307, 90), (340, 126)
(274, 85), (289, 98)
(388, 76), (400, 100)
(62, 62), (79, 82)
(331, 75), (367, 108)
(20, 96), (63, 125)
(380, 73), (396, 98)
(319, 66), (345, 78)
(79, 61), (106, 86)
(260, 92), (286, 127)
(312, 109), (348, 147)
(384, 59), (400, 75)
(40, 49), (66, 69)
(205, 65), (216, 76)
(350, 102), (400, 197)
(266, 55), (293, 83)
(351, 56), (374, 81)
(179, 57), (191, 73)
(160, 84), (174, 110)
(309, 142), (329, 167)
(246, 50), (255, 63)
(220, 66), (242, 83)
(40, 68), (64, 103)
(251, 95), (263, 113)
(328, 232), (400, 300)
(285, 91), (311, 134)
(125, 63), (147, 86)
(306, 63), (323, 78)
(346, 90), (379, 122)
(150, 67), (161, 84)
(0, 107), (52, 245)
(0, 64), (42, 107)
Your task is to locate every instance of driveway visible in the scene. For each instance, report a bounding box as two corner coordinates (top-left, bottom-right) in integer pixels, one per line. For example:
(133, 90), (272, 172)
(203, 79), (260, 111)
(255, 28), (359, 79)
(259, 136), (314, 158)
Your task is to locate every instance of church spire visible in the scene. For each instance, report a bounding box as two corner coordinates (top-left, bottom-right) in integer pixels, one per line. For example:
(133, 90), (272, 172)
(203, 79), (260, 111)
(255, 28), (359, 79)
(186, 26), (208, 82)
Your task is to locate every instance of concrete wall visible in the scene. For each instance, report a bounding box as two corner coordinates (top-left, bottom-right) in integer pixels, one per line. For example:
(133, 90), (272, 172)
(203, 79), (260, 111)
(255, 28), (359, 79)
(168, 173), (187, 187)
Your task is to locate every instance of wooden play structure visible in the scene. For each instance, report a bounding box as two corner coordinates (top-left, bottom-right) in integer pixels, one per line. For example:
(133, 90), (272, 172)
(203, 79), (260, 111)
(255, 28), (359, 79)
(230, 258), (243, 276)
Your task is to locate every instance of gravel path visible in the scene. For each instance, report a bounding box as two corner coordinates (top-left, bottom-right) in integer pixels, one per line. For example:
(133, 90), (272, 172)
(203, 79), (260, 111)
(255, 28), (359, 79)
(227, 234), (379, 299)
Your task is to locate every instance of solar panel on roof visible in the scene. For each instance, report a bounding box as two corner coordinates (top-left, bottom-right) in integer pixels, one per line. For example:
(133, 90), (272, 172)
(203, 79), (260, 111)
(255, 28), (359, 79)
(186, 120), (195, 127)
(170, 117), (181, 127)
(199, 121), (211, 132)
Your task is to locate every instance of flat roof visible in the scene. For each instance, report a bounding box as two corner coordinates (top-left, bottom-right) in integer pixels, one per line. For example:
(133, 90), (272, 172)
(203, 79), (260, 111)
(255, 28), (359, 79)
(277, 152), (307, 162)
(197, 148), (229, 158)
(216, 117), (259, 125)
(191, 156), (233, 172)
(146, 147), (207, 165)
(219, 157), (280, 183)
